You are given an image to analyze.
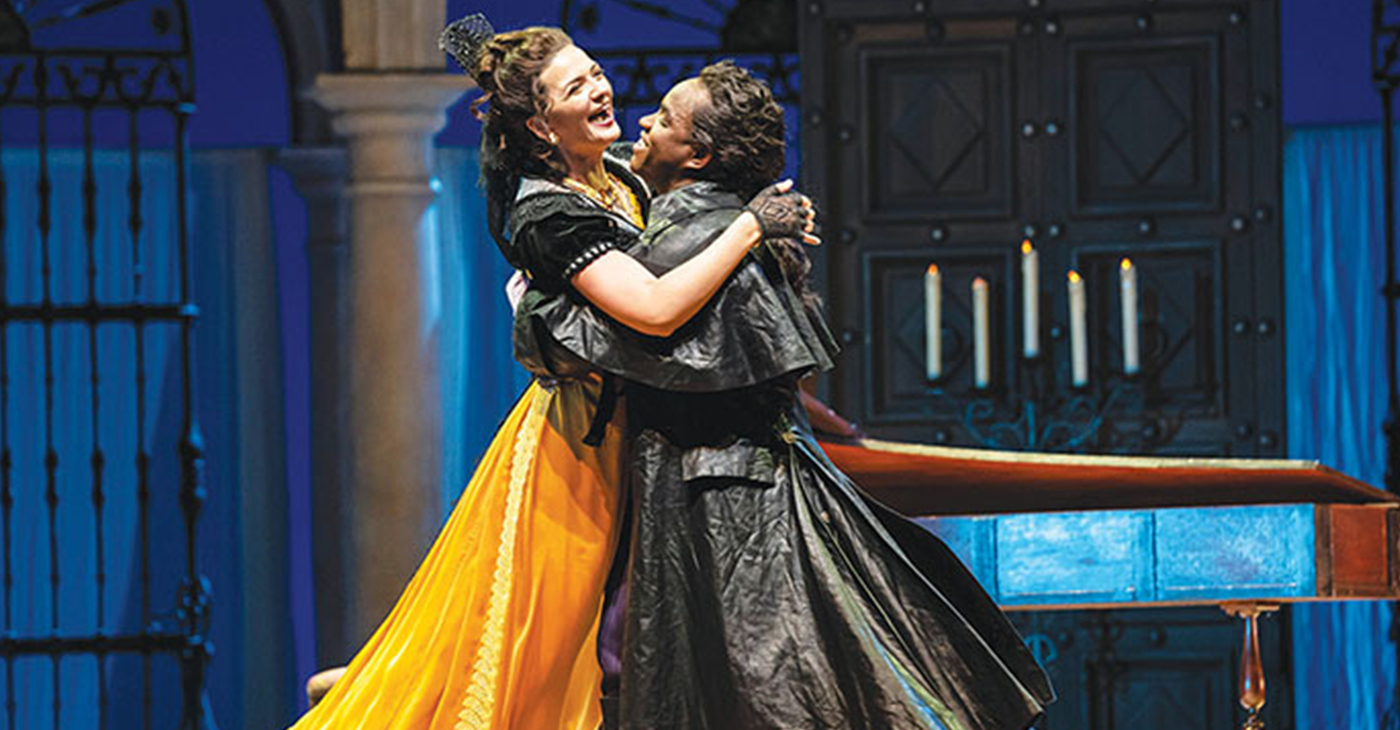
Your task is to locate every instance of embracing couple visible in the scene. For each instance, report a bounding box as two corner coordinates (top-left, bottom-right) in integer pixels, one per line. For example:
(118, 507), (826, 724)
(289, 14), (1052, 730)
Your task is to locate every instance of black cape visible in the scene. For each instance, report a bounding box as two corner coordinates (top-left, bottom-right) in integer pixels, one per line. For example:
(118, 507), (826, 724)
(510, 181), (1054, 730)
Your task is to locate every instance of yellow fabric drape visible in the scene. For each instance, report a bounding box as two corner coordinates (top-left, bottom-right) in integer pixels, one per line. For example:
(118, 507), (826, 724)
(291, 379), (623, 730)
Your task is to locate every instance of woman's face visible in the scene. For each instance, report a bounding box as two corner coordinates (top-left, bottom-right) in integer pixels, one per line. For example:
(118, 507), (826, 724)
(534, 44), (620, 160)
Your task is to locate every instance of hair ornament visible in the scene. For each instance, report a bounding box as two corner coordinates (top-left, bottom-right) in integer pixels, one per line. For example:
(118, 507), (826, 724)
(439, 13), (495, 72)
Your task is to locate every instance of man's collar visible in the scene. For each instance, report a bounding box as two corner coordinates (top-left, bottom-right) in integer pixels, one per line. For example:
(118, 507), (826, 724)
(642, 180), (746, 243)
(661, 177), (701, 194)
(651, 180), (742, 214)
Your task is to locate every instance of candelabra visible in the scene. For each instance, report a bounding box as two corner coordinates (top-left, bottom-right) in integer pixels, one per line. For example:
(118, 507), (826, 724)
(948, 356), (1176, 455)
(959, 361), (1132, 453)
(923, 247), (1178, 454)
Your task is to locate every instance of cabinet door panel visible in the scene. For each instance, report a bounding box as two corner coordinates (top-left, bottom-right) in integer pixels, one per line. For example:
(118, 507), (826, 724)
(802, 0), (1281, 458)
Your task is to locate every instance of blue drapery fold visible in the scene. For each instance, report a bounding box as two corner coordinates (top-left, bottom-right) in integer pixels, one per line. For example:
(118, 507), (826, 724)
(1, 148), (296, 729)
(3, 147), (180, 730)
(1284, 124), (1399, 730)
(435, 146), (531, 507)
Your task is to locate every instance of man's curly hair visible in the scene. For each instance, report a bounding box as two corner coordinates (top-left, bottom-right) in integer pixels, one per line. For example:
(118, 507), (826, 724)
(689, 61), (785, 200)
(688, 61), (818, 306)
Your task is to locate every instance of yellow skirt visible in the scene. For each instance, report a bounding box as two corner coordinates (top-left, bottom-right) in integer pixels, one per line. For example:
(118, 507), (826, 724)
(290, 379), (624, 730)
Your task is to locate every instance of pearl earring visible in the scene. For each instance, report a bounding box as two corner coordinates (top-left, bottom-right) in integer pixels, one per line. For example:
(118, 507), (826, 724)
(549, 132), (559, 144)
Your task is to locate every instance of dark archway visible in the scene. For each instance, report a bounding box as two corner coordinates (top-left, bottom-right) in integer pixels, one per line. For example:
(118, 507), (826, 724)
(260, 0), (340, 145)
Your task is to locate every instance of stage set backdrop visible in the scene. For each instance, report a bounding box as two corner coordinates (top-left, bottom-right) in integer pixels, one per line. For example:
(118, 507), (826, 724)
(0, 0), (1393, 729)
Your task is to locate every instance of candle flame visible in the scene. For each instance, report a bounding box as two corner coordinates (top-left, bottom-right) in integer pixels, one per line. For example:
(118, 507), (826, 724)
(1120, 258), (1133, 270)
(973, 276), (988, 286)
(1067, 270), (1082, 283)
(1021, 239), (1033, 254)
(927, 263), (940, 275)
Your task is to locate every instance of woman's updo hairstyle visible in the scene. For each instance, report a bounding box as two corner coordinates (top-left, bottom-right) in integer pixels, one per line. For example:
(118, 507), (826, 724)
(441, 15), (573, 245)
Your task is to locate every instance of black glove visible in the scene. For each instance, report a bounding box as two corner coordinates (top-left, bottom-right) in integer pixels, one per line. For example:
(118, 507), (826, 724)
(744, 183), (809, 239)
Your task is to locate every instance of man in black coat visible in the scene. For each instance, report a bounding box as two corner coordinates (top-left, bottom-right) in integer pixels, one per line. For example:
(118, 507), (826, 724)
(515, 61), (1052, 730)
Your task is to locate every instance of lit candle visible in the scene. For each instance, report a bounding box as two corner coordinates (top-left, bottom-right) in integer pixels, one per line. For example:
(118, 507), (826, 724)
(972, 277), (991, 389)
(1068, 270), (1088, 387)
(925, 264), (942, 381)
(1120, 258), (1140, 375)
(1021, 240), (1040, 359)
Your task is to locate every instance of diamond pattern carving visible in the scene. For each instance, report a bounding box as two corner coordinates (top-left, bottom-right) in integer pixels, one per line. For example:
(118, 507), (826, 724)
(1109, 668), (1215, 729)
(889, 74), (986, 192)
(1074, 43), (1217, 213)
(865, 49), (1008, 220)
(894, 302), (926, 372)
(871, 253), (1002, 414)
(1096, 67), (1192, 186)
(891, 284), (970, 386)
(826, 10), (1275, 458)
(1086, 246), (1220, 409)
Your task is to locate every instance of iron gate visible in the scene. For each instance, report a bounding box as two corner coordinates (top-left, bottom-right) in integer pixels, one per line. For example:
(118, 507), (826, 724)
(0, 1), (209, 728)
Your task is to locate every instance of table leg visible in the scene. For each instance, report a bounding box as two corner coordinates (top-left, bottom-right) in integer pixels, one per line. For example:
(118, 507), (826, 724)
(1221, 602), (1279, 730)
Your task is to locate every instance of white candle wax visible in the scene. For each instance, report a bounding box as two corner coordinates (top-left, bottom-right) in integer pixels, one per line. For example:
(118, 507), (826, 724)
(925, 264), (942, 381)
(1021, 240), (1040, 359)
(1120, 258), (1140, 375)
(1068, 270), (1088, 387)
(972, 277), (991, 389)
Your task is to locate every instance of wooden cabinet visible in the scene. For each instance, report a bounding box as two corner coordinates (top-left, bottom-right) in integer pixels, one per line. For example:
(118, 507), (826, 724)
(801, 3), (1288, 727)
(800, 0), (1283, 458)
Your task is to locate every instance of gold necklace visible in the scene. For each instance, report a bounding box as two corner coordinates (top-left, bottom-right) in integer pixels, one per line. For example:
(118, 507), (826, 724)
(565, 173), (644, 229)
(564, 174), (619, 207)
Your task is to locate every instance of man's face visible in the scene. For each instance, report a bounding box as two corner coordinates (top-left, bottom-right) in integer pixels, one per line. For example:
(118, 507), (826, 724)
(631, 78), (708, 194)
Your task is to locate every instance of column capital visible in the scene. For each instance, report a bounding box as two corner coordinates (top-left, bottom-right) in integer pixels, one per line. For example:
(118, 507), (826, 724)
(309, 73), (472, 138)
(308, 72), (471, 193)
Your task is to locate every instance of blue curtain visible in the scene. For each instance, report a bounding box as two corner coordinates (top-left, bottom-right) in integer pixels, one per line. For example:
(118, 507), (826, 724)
(188, 149), (299, 730)
(1, 148), (296, 729)
(3, 147), (178, 730)
(435, 147), (531, 507)
(1284, 124), (1399, 729)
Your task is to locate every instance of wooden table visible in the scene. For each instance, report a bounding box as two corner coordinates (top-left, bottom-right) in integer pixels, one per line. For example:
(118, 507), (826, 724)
(822, 438), (1400, 730)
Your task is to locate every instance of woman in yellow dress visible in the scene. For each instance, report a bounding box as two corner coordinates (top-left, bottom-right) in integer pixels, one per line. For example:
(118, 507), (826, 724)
(287, 15), (814, 730)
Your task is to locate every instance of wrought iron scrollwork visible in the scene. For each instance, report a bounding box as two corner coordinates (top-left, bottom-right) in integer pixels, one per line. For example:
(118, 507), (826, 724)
(929, 303), (1187, 454)
(596, 47), (798, 111)
(0, 0), (208, 728)
(0, 53), (192, 107)
(954, 372), (1182, 455)
(556, 1), (799, 121)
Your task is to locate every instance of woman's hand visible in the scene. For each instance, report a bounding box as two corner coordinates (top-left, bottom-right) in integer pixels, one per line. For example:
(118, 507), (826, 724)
(505, 269), (529, 313)
(744, 179), (820, 246)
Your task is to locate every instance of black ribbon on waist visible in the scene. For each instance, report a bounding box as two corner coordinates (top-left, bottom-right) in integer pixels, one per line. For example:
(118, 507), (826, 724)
(583, 373), (619, 447)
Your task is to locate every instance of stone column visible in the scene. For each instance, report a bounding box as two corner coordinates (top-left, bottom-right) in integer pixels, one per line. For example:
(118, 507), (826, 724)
(276, 147), (353, 667)
(309, 71), (471, 647)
